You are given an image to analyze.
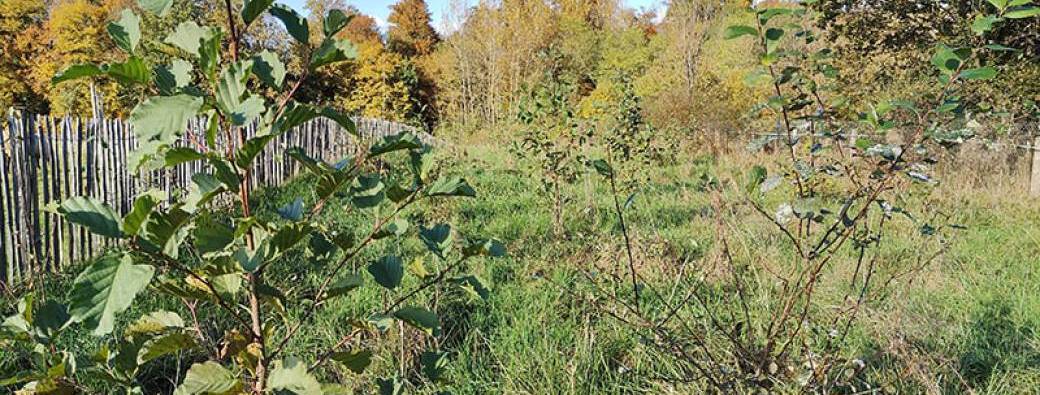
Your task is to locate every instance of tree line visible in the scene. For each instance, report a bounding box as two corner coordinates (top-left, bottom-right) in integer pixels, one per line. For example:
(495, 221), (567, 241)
(2, 0), (1038, 137)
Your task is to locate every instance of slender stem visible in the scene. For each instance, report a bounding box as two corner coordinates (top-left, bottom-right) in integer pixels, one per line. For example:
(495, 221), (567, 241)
(608, 169), (639, 312)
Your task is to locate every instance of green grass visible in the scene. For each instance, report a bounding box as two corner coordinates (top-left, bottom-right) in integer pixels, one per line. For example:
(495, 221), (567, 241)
(3, 144), (1039, 394)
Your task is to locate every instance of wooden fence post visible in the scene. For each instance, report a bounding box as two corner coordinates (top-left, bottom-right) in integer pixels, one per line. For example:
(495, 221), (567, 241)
(1030, 134), (1040, 197)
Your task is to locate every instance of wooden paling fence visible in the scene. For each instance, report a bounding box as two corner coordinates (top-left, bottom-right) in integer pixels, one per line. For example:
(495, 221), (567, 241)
(0, 110), (427, 286)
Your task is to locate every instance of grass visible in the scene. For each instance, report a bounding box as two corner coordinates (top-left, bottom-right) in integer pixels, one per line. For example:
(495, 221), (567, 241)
(2, 142), (1039, 393)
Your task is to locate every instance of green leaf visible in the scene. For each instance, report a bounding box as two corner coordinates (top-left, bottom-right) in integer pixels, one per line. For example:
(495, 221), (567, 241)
(177, 361), (240, 395)
(107, 9), (141, 54)
(589, 159), (613, 177)
(216, 60), (264, 125)
(972, 14), (1001, 35)
(462, 237), (506, 258)
(184, 173), (227, 213)
(419, 224), (452, 258)
(275, 102), (320, 132)
(270, 3), (309, 44)
(376, 376), (404, 395)
(33, 301), (70, 340)
(138, 332), (196, 364)
(449, 274), (490, 300)
(764, 28), (784, 53)
(931, 45), (968, 75)
(58, 197), (122, 238)
(154, 59), (194, 95)
(164, 147), (205, 167)
(369, 133), (423, 156)
(420, 350), (449, 382)
(138, 0), (173, 15)
(724, 25), (757, 39)
(321, 107), (358, 135)
(129, 94), (203, 162)
(68, 255), (155, 336)
(367, 256), (403, 290)
(236, 134), (278, 169)
(394, 306), (440, 336)
(373, 217), (408, 239)
(960, 67), (998, 80)
(1006, 6), (1040, 18)
(165, 22), (216, 57)
(241, 0), (273, 25)
(278, 197), (304, 221)
(746, 165), (767, 195)
(324, 9), (352, 37)
(122, 190), (165, 237)
(125, 310), (184, 335)
(194, 215), (234, 254)
(52, 64), (104, 84)
(252, 51), (286, 89)
(105, 57), (152, 85)
(268, 358), (322, 395)
(310, 38), (358, 69)
(330, 349), (371, 374)
(426, 176), (476, 198)
(987, 0), (1009, 10)
(325, 274), (363, 299)
(351, 174), (385, 208)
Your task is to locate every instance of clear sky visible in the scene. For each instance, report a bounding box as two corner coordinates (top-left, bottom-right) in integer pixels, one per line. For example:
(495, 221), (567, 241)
(282, 0), (665, 32)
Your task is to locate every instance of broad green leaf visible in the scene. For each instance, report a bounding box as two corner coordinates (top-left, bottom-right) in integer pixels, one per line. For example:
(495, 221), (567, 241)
(351, 174), (385, 208)
(252, 51), (286, 89)
(420, 350), (449, 382)
(330, 349), (371, 374)
(462, 237), (506, 258)
(184, 173), (227, 213)
(372, 218), (408, 239)
(370, 133), (423, 156)
(267, 358), (322, 395)
(394, 306), (440, 336)
(270, 3), (309, 44)
(125, 310), (184, 335)
(138, 332), (195, 364)
(960, 67), (998, 80)
(105, 57), (151, 85)
(971, 14), (1001, 35)
(589, 159), (613, 177)
(241, 0), (274, 25)
(723, 25), (757, 39)
(154, 59), (193, 95)
(324, 9), (352, 37)
(68, 255), (155, 336)
(165, 22), (216, 57)
(377, 376), (404, 395)
(52, 64), (104, 84)
(107, 9), (141, 54)
(194, 215), (234, 254)
(235, 134), (277, 169)
(275, 102), (320, 133)
(764, 28), (784, 53)
(58, 197), (122, 238)
(419, 224), (452, 258)
(122, 190), (165, 237)
(449, 274), (490, 300)
(325, 274), (363, 299)
(164, 147), (205, 167)
(33, 301), (70, 340)
(177, 361), (240, 394)
(310, 38), (358, 69)
(321, 107), (358, 135)
(1006, 6), (1040, 18)
(425, 176), (476, 198)
(138, 0), (173, 15)
(367, 256), (403, 290)
(278, 197), (304, 221)
(987, 0), (1009, 10)
(129, 94), (203, 159)
(216, 60), (262, 125)
(140, 207), (193, 257)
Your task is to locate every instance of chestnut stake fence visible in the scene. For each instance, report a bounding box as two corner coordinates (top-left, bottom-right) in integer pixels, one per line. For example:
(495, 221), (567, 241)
(0, 110), (428, 286)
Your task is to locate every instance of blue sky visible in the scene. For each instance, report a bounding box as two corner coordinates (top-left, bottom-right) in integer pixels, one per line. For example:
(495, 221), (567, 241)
(282, 0), (665, 32)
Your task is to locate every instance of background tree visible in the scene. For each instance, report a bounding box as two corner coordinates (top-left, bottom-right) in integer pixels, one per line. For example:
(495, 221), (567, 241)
(0, 0), (49, 112)
(387, 0), (440, 58)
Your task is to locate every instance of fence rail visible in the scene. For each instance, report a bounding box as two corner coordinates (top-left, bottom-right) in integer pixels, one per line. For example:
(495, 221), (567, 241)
(0, 110), (426, 286)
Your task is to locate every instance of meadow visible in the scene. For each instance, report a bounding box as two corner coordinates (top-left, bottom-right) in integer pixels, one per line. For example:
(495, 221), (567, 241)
(6, 141), (1038, 394)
